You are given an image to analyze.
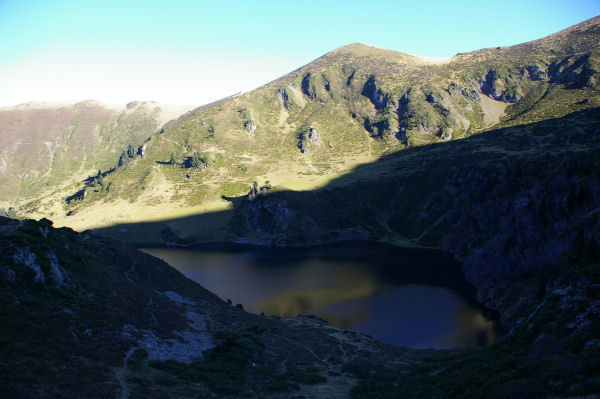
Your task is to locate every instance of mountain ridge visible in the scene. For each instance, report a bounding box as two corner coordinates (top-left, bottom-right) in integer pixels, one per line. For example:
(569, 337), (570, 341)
(0, 100), (195, 211)
(40, 16), (600, 236)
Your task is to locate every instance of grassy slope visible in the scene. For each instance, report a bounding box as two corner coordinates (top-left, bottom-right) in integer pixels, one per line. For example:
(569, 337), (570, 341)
(0, 101), (193, 211)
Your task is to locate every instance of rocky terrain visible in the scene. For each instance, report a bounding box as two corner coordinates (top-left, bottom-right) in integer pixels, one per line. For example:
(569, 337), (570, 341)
(0, 217), (434, 398)
(1, 215), (598, 398)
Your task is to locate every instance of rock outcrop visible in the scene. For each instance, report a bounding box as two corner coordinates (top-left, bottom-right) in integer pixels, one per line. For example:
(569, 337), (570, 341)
(239, 108), (257, 134)
(297, 127), (320, 154)
(479, 70), (521, 103)
(361, 75), (388, 109)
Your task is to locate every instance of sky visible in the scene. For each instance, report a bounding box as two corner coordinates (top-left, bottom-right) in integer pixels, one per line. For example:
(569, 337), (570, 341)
(0, 0), (598, 107)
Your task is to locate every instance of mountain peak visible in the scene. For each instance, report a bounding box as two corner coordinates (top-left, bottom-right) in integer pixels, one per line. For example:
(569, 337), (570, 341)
(322, 42), (455, 67)
(328, 16), (600, 65)
(334, 42), (448, 58)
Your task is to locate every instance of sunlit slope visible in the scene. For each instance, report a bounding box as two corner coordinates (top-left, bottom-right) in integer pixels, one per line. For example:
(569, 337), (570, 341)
(0, 101), (193, 211)
(54, 16), (600, 232)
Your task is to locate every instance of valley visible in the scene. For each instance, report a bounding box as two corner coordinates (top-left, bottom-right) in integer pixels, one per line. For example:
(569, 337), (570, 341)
(1, 15), (599, 399)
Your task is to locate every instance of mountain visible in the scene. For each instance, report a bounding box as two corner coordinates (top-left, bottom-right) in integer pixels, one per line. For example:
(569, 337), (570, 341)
(0, 100), (194, 214)
(95, 107), (600, 328)
(1, 16), (600, 398)
(40, 17), (598, 323)
(49, 16), (600, 235)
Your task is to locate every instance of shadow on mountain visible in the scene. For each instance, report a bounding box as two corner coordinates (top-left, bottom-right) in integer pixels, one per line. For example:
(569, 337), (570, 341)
(94, 107), (599, 248)
(93, 107), (598, 266)
(93, 107), (600, 326)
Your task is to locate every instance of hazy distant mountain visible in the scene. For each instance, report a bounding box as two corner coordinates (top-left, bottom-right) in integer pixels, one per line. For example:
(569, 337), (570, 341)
(0, 100), (194, 210)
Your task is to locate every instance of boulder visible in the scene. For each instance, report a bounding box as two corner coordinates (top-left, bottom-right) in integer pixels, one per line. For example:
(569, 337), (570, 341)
(244, 120), (256, 134)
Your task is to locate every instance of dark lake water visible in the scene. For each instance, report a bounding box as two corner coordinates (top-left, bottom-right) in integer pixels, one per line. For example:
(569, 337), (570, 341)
(141, 242), (500, 349)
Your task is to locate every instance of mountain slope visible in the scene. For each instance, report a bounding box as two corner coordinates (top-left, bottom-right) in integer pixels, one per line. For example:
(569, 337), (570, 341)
(0, 101), (193, 211)
(0, 217), (428, 398)
(56, 16), (600, 233)
(2, 217), (599, 398)
(95, 107), (600, 327)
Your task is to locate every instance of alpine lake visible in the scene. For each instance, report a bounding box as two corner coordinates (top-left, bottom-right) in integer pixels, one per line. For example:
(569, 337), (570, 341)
(141, 242), (501, 349)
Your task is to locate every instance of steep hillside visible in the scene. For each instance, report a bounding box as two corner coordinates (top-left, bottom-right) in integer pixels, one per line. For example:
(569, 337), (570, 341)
(0, 100), (193, 210)
(0, 217), (429, 398)
(2, 218), (598, 398)
(56, 17), (600, 233)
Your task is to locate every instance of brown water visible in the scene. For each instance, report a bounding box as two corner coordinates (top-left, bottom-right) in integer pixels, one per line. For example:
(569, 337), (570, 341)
(141, 242), (500, 349)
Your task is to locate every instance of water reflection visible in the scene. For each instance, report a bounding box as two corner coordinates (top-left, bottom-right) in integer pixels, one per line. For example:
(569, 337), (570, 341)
(141, 243), (500, 349)
(311, 284), (499, 349)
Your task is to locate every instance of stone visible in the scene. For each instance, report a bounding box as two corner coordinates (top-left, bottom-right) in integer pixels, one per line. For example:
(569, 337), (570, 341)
(297, 127), (320, 154)
(12, 247), (45, 284)
(526, 65), (547, 81)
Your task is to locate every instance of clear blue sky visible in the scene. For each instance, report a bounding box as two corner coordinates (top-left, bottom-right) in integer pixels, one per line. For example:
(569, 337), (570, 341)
(0, 0), (598, 106)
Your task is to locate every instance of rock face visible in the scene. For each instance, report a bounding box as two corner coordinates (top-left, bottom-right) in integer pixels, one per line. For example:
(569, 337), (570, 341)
(277, 88), (294, 110)
(301, 73), (333, 102)
(11, 246), (45, 284)
(138, 144), (147, 158)
(239, 108), (257, 134)
(247, 182), (268, 201)
(524, 65), (547, 81)
(479, 70), (521, 103)
(244, 120), (256, 134)
(361, 75), (388, 109)
(459, 86), (480, 101)
(549, 54), (597, 87)
(297, 127), (320, 154)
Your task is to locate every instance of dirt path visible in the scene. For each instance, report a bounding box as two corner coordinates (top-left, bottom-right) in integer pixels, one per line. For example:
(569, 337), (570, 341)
(116, 346), (137, 399)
